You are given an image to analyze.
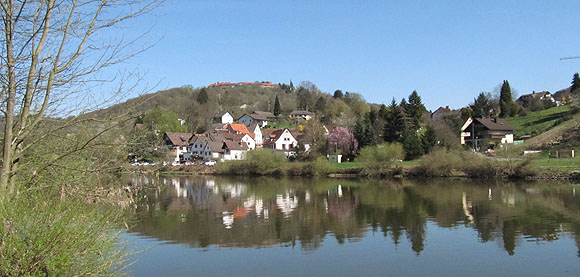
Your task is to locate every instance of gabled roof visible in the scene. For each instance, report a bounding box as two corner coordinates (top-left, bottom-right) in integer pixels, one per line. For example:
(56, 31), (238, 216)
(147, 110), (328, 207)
(222, 141), (248, 151)
(240, 111), (275, 121)
(263, 128), (296, 145)
(206, 141), (225, 153)
(517, 91), (552, 101)
(213, 111), (230, 118)
(164, 132), (194, 146)
(467, 118), (514, 131)
(431, 106), (452, 117)
(227, 123), (250, 135)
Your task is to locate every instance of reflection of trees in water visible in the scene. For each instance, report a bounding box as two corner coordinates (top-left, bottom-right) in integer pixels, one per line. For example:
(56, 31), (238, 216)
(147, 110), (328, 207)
(128, 176), (580, 257)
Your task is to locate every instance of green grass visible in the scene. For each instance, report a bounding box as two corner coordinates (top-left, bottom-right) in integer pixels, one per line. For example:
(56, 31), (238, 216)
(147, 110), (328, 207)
(506, 105), (572, 137)
(266, 120), (295, 129)
(332, 162), (362, 169)
(529, 156), (579, 172)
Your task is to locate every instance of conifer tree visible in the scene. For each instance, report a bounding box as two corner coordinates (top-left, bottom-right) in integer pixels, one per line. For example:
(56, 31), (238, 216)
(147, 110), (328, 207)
(333, 89), (344, 99)
(405, 90), (426, 130)
(197, 88), (209, 104)
(499, 80), (514, 117)
(403, 130), (423, 160)
(384, 98), (406, 143)
(315, 96), (327, 112)
(273, 95), (282, 116)
(571, 73), (580, 95)
(421, 126), (437, 154)
(470, 92), (492, 118)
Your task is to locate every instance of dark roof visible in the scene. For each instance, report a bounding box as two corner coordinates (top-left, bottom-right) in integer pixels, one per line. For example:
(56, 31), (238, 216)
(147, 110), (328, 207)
(241, 111), (276, 121)
(164, 132), (194, 146)
(213, 111), (229, 118)
(206, 141), (225, 153)
(222, 141), (248, 151)
(517, 91), (552, 101)
(475, 118), (514, 131)
(431, 106), (452, 118)
(290, 110), (314, 116)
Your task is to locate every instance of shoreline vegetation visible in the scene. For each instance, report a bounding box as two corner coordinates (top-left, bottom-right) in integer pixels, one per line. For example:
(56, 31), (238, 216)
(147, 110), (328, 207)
(124, 148), (580, 180)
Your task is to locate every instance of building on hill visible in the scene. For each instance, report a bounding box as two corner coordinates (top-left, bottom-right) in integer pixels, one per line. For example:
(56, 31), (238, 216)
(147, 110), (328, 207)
(222, 141), (249, 161)
(516, 91), (558, 107)
(289, 110), (314, 121)
(246, 123), (263, 146)
(213, 112), (234, 124)
(225, 123), (250, 135)
(163, 132), (194, 162)
(431, 106), (452, 120)
(460, 117), (515, 150)
(552, 88), (571, 105)
(237, 111), (276, 127)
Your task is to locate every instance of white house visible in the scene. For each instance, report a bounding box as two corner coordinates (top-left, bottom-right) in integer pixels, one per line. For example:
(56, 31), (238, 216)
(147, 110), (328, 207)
(460, 117), (515, 149)
(163, 132), (194, 162)
(263, 128), (298, 157)
(213, 112), (234, 124)
(237, 111), (275, 127)
(247, 123), (263, 146)
(222, 141), (248, 161)
(188, 136), (208, 158)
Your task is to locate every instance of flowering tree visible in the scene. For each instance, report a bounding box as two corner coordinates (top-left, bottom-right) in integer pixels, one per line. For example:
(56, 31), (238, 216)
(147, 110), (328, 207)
(327, 127), (358, 156)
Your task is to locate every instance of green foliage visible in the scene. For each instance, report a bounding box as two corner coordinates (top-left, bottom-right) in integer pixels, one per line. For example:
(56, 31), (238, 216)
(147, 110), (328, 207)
(403, 131), (423, 160)
(197, 88), (209, 104)
(0, 194), (127, 276)
(506, 104), (572, 137)
(405, 90), (426, 130)
(414, 148), (463, 176)
(333, 89), (343, 99)
(216, 149), (287, 176)
(384, 98), (406, 143)
(309, 156), (334, 176)
(470, 92), (492, 118)
(571, 72), (580, 95)
(141, 106), (188, 134)
(274, 95), (282, 116)
(354, 116), (376, 149)
(421, 126), (437, 154)
(499, 80), (514, 117)
(358, 143), (405, 170)
(315, 96), (327, 113)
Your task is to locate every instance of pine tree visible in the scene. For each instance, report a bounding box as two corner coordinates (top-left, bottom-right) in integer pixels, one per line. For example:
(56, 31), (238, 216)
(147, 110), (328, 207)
(499, 80), (514, 117)
(273, 95), (282, 116)
(384, 98), (406, 143)
(315, 96), (327, 112)
(421, 126), (437, 154)
(571, 73), (580, 95)
(403, 130), (423, 160)
(405, 90), (426, 130)
(470, 92), (492, 118)
(197, 88), (208, 104)
(333, 89), (344, 99)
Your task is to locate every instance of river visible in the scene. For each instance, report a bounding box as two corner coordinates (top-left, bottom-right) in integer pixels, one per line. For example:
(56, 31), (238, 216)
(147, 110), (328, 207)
(122, 175), (580, 276)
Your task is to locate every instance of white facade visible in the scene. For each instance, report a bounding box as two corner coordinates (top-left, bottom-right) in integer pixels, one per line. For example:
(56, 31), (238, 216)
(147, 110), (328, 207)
(240, 134), (256, 150)
(220, 112), (234, 124)
(501, 134), (514, 144)
(223, 149), (246, 161)
(202, 143), (222, 160)
(270, 129), (298, 151)
(249, 124), (263, 146)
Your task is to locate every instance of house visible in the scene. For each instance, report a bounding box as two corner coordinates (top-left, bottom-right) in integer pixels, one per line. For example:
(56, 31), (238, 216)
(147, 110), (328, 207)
(213, 112), (234, 124)
(431, 106), (452, 120)
(202, 141), (224, 160)
(516, 91), (557, 107)
(237, 111), (276, 127)
(289, 110), (314, 120)
(189, 136), (208, 158)
(222, 141), (249, 161)
(163, 132), (194, 162)
(263, 128), (298, 157)
(460, 117), (515, 150)
(246, 123), (263, 146)
(225, 123), (250, 135)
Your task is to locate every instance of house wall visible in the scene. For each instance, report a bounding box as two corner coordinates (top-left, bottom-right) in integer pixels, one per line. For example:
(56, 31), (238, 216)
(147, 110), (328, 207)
(274, 130), (297, 150)
(252, 126), (263, 145)
(241, 135), (256, 150)
(189, 139), (206, 157)
(222, 113), (234, 124)
(224, 149), (246, 161)
(238, 115), (254, 125)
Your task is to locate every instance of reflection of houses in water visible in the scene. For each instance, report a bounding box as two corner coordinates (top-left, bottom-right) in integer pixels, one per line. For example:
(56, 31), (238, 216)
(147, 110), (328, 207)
(276, 191), (298, 218)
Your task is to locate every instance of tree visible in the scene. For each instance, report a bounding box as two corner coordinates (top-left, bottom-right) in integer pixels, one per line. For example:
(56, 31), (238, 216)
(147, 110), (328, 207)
(315, 96), (327, 113)
(405, 91), (426, 130)
(421, 126), (437, 154)
(0, 0), (159, 194)
(403, 131), (423, 160)
(499, 80), (514, 117)
(384, 99), (406, 143)
(571, 73), (580, 95)
(470, 92), (492, 118)
(273, 95), (282, 116)
(197, 88), (209, 104)
(354, 117), (376, 149)
(141, 106), (188, 134)
(333, 89), (344, 99)
(327, 127), (358, 157)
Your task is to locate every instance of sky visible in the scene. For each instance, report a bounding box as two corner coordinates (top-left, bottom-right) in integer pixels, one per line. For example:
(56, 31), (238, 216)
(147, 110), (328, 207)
(117, 0), (580, 111)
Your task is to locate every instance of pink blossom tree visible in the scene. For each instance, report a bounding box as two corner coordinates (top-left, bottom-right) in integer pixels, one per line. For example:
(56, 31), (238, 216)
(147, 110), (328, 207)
(327, 127), (358, 156)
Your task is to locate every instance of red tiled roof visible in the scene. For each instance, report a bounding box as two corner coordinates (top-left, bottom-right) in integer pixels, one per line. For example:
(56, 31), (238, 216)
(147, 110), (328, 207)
(227, 123), (250, 135)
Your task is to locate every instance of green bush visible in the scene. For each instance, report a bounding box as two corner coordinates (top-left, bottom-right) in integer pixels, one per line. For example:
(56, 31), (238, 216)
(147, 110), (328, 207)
(414, 148), (464, 176)
(309, 156), (334, 176)
(358, 143), (405, 169)
(215, 149), (288, 176)
(0, 193), (128, 276)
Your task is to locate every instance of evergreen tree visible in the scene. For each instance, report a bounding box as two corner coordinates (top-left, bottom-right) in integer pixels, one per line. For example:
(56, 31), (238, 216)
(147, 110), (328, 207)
(403, 130), (423, 160)
(421, 126), (437, 154)
(405, 90), (426, 130)
(354, 115), (377, 149)
(499, 80), (514, 117)
(197, 88), (208, 104)
(273, 95), (282, 116)
(378, 104), (388, 120)
(571, 73), (580, 94)
(289, 80), (294, 90)
(333, 89), (344, 99)
(315, 96), (327, 113)
(470, 92), (492, 118)
(384, 99), (406, 143)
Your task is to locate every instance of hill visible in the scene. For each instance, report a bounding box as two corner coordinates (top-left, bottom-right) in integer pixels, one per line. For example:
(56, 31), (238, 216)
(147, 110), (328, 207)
(506, 104), (573, 137)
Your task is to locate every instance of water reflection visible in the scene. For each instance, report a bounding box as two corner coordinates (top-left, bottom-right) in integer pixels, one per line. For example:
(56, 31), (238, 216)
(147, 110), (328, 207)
(127, 176), (580, 257)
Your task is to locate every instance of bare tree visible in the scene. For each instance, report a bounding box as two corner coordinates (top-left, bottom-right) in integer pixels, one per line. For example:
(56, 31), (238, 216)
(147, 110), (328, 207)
(0, 0), (161, 195)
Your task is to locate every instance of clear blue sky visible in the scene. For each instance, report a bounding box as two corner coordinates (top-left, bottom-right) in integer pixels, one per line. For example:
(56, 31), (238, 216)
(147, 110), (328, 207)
(122, 0), (580, 111)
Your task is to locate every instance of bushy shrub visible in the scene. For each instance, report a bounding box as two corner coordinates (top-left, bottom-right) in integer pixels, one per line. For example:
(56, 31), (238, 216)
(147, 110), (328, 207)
(358, 143), (405, 175)
(414, 148), (464, 176)
(0, 193), (128, 276)
(215, 149), (287, 176)
(309, 156), (334, 176)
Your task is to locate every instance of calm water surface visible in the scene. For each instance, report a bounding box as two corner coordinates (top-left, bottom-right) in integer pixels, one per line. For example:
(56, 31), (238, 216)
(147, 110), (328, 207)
(123, 175), (580, 276)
